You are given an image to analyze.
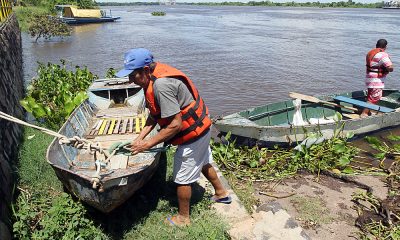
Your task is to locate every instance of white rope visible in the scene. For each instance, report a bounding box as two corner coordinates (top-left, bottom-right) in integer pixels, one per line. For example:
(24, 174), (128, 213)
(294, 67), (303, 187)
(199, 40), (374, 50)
(0, 110), (111, 191)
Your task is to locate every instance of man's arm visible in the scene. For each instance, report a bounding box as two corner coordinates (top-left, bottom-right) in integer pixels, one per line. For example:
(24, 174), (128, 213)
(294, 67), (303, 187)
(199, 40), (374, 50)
(135, 115), (157, 141)
(131, 113), (182, 154)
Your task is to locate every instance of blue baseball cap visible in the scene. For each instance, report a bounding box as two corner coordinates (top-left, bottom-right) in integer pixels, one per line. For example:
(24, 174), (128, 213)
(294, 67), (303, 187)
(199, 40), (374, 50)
(115, 48), (154, 78)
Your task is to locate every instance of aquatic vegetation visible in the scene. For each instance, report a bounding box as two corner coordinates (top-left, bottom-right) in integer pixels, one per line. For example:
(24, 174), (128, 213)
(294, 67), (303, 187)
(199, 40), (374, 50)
(20, 60), (97, 130)
(211, 130), (358, 181)
(151, 11), (166, 16)
(351, 135), (400, 239)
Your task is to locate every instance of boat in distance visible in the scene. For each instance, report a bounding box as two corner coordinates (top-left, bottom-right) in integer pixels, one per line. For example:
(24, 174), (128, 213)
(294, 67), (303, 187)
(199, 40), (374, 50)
(214, 90), (400, 147)
(55, 5), (120, 24)
(46, 78), (162, 213)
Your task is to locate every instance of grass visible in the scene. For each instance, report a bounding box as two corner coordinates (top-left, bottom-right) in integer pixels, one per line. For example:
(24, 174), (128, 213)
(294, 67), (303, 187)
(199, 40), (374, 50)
(13, 6), (50, 31)
(290, 196), (334, 226)
(224, 173), (258, 213)
(13, 127), (229, 239)
(17, 127), (61, 190)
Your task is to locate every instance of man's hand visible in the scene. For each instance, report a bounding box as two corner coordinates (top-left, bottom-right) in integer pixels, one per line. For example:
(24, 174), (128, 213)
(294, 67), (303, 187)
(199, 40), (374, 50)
(131, 139), (151, 155)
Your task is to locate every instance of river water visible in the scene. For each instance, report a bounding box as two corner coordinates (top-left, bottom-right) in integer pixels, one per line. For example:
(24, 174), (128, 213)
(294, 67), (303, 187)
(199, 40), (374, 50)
(22, 5), (400, 116)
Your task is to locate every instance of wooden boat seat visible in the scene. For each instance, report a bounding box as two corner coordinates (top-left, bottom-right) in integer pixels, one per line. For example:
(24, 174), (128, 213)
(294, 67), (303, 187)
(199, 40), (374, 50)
(334, 96), (394, 113)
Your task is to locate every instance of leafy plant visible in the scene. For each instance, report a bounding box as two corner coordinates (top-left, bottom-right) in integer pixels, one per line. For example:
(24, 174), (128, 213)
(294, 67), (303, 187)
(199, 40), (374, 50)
(105, 68), (116, 78)
(151, 11), (166, 16)
(28, 13), (71, 42)
(12, 190), (108, 240)
(212, 130), (358, 181)
(20, 60), (97, 130)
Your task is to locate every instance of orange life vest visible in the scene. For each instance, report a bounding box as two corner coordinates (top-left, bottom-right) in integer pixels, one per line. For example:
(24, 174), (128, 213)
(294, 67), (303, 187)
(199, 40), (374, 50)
(366, 48), (388, 78)
(144, 62), (212, 145)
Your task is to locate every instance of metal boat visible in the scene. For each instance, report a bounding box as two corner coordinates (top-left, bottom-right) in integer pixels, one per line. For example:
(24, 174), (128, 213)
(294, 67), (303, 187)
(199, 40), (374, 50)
(46, 78), (162, 213)
(214, 90), (400, 147)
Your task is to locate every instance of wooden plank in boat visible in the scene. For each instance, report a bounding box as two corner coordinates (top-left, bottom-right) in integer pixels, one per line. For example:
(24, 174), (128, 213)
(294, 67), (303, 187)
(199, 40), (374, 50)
(98, 120), (108, 135)
(108, 119), (116, 134)
(135, 117), (140, 133)
(103, 120), (111, 135)
(342, 113), (360, 119)
(113, 119), (121, 134)
(129, 117), (134, 133)
(141, 115), (146, 128)
(121, 119), (128, 134)
(95, 119), (103, 131)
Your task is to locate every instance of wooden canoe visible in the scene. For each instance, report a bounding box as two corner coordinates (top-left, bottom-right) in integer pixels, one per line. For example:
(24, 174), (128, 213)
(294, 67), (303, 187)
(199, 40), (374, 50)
(214, 89), (400, 147)
(46, 78), (162, 213)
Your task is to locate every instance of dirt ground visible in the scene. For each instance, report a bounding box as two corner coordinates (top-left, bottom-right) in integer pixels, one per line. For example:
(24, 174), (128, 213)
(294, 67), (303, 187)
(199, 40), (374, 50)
(254, 173), (388, 240)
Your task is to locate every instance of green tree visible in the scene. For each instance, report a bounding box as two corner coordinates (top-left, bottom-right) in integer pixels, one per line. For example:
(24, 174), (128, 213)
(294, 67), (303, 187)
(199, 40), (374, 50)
(28, 13), (71, 42)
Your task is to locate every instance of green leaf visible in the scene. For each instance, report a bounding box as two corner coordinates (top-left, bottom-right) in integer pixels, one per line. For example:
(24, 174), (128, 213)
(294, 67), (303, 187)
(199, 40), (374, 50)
(333, 143), (346, 154)
(64, 101), (75, 115)
(388, 135), (400, 141)
(20, 99), (32, 112)
(225, 131), (231, 141)
(72, 91), (87, 105)
(342, 166), (354, 174)
(374, 152), (386, 160)
(249, 161), (258, 168)
(338, 156), (350, 166)
(333, 112), (342, 122)
(365, 136), (382, 148)
(346, 132), (354, 139)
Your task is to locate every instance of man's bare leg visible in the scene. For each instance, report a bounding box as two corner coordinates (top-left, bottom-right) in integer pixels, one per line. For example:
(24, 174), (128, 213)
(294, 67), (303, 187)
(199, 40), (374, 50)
(202, 163), (229, 198)
(167, 184), (191, 226)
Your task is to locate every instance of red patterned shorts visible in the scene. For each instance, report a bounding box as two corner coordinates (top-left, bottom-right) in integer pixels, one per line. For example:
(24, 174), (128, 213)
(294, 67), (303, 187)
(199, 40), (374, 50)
(367, 88), (383, 104)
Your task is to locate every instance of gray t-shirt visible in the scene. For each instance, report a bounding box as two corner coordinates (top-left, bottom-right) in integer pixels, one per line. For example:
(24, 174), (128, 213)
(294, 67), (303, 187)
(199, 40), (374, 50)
(153, 77), (194, 118)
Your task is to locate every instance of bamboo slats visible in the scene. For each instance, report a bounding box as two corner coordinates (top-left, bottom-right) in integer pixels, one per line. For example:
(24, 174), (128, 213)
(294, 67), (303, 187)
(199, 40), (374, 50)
(0, 0), (12, 22)
(89, 116), (145, 136)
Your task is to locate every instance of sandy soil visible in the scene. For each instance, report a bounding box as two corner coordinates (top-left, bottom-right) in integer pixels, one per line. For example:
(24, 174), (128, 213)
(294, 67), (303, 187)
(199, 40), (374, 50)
(254, 173), (388, 240)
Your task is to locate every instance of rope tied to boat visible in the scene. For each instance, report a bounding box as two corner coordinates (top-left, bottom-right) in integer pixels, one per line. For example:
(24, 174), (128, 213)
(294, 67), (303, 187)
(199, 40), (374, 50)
(0, 110), (169, 192)
(0, 110), (118, 192)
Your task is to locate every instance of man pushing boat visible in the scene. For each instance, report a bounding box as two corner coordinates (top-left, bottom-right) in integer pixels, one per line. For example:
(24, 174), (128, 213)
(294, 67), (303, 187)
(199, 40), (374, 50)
(115, 48), (231, 226)
(362, 39), (394, 117)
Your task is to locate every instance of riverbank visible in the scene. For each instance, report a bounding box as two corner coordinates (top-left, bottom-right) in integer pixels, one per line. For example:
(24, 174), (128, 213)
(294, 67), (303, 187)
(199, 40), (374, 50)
(13, 6), (49, 31)
(212, 127), (400, 239)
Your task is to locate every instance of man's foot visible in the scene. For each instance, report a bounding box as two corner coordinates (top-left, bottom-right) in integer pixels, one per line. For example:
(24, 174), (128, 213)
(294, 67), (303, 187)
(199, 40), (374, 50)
(164, 215), (191, 227)
(210, 192), (232, 204)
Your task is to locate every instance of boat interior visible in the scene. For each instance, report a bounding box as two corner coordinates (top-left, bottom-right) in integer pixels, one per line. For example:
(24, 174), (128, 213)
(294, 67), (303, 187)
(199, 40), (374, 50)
(47, 79), (160, 180)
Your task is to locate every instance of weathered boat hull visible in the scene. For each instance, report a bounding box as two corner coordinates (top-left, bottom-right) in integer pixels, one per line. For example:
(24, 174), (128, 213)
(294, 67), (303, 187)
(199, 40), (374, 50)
(215, 90), (400, 147)
(62, 16), (120, 24)
(46, 79), (161, 212)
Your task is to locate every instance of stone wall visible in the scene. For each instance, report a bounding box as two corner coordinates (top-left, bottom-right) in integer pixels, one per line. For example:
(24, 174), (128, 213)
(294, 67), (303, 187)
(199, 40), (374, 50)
(0, 14), (24, 240)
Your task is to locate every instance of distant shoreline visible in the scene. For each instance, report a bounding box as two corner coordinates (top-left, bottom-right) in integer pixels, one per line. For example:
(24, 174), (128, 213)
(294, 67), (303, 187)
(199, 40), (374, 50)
(97, 1), (383, 9)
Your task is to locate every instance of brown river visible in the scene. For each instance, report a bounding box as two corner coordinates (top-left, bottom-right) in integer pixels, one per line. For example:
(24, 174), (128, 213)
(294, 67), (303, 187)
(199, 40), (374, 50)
(22, 5), (400, 116)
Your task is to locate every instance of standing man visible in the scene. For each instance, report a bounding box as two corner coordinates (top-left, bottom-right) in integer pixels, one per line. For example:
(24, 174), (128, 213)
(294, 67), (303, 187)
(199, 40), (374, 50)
(115, 48), (231, 226)
(362, 39), (394, 117)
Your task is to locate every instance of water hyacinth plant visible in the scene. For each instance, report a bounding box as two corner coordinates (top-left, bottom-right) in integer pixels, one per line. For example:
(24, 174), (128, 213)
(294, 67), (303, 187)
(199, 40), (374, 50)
(20, 60), (97, 130)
